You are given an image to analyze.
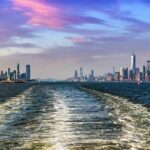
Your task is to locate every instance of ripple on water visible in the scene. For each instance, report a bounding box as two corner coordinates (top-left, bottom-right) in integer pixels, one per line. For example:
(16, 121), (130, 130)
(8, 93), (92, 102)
(0, 84), (150, 150)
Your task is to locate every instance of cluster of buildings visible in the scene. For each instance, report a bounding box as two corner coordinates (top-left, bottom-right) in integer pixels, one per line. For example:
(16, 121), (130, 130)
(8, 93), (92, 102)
(0, 63), (31, 82)
(68, 52), (150, 82)
(73, 68), (96, 82)
(106, 53), (150, 82)
(67, 67), (101, 82)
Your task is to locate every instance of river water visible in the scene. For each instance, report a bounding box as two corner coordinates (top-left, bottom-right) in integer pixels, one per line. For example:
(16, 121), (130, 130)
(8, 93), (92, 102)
(0, 83), (150, 150)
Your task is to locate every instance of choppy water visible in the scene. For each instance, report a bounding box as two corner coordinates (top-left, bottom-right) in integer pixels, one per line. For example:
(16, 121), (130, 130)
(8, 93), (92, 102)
(0, 83), (150, 150)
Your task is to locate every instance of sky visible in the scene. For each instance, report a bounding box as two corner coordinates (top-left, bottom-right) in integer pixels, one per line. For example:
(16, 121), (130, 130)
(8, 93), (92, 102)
(1, 0), (150, 79)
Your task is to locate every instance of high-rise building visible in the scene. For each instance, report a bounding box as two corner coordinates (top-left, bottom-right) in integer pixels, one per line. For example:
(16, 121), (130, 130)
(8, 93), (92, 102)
(140, 72), (143, 81)
(146, 61), (150, 81)
(120, 67), (125, 81)
(26, 65), (31, 81)
(20, 73), (26, 80)
(135, 68), (140, 81)
(147, 61), (150, 72)
(124, 68), (129, 80)
(74, 70), (78, 80)
(129, 70), (133, 81)
(17, 63), (20, 80)
(88, 69), (95, 82)
(114, 72), (120, 81)
(113, 66), (115, 80)
(8, 68), (11, 79)
(106, 73), (113, 81)
(91, 69), (94, 78)
(0, 71), (4, 80)
(80, 67), (83, 81)
(4, 72), (7, 80)
(143, 66), (146, 81)
(84, 75), (88, 82)
(136, 68), (140, 75)
(10, 72), (14, 80)
(13, 70), (17, 80)
(131, 52), (136, 75)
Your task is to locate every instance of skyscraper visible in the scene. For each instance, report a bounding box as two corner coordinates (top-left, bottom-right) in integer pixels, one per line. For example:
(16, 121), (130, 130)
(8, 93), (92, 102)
(91, 69), (94, 78)
(120, 67), (125, 81)
(26, 65), (31, 81)
(146, 61), (150, 81)
(147, 61), (150, 72)
(80, 67), (83, 81)
(143, 65), (146, 81)
(124, 67), (128, 80)
(131, 52), (136, 75)
(0, 71), (4, 80)
(13, 70), (17, 80)
(17, 63), (20, 80)
(74, 70), (78, 81)
(8, 68), (11, 79)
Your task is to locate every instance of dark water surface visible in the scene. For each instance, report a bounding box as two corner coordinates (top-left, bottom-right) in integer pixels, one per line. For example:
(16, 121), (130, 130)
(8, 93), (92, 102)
(0, 83), (150, 150)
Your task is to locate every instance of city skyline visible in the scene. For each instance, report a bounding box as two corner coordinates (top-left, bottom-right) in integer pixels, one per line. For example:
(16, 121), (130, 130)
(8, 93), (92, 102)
(0, 63), (31, 82)
(69, 52), (150, 82)
(1, 1), (150, 79)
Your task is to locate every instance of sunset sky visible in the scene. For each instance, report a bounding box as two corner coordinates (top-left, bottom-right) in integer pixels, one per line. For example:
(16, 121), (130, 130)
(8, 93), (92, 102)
(1, 0), (150, 79)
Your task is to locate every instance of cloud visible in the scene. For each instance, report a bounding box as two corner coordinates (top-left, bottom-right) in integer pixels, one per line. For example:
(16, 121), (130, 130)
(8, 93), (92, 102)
(0, 9), (32, 40)
(0, 7), (37, 50)
(12, 0), (105, 29)
(66, 36), (87, 44)
(99, 6), (150, 35)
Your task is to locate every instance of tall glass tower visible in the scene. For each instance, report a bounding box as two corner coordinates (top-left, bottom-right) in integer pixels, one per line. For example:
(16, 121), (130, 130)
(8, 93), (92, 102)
(17, 63), (20, 80)
(131, 52), (136, 74)
(26, 65), (31, 81)
(80, 67), (83, 80)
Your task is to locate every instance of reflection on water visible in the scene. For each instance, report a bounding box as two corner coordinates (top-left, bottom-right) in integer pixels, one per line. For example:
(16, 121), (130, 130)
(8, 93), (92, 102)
(0, 83), (150, 150)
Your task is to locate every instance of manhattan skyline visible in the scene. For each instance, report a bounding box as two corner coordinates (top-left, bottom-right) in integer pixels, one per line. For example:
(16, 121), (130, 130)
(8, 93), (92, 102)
(1, 0), (150, 79)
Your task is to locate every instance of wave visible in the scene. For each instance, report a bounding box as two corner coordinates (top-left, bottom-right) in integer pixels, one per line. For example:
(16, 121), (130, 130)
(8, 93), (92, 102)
(82, 87), (150, 150)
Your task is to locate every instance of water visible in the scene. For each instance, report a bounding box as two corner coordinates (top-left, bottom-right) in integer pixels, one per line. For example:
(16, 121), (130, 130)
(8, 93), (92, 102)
(0, 83), (150, 150)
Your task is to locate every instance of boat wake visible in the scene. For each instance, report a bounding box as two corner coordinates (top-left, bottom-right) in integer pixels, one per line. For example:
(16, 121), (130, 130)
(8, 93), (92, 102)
(84, 88), (150, 150)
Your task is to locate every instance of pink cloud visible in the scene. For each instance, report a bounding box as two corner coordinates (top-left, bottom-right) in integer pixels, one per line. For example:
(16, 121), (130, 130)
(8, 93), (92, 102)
(67, 37), (87, 44)
(12, 0), (64, 28)
(12, 0), (104, 29)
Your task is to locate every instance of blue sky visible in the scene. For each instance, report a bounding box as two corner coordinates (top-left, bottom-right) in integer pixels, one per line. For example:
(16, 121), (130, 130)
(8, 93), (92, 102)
(0, 0), (150, 79)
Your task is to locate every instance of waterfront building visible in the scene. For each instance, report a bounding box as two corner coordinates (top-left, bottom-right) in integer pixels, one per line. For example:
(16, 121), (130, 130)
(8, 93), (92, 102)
(113, 66), (115, 75)
(13, 70), (17, 80)
(20, 73), (26, 80)
(129, 70), (133, 81)
(89, 69), (95, 82)
(136, 68), (140, 75)
(0, 71), (4, 80)
(84, 75), (88, 82)
(131, 52), (136, 77)
(26, 65), (31, 81)
(106, 73), (113, 81)
(10, 72), (14, 80)
(120, 67), (125, 81)
(91, 70), (94, 78)
(147, 60), (150, 71)
(146, 61), (150, 81)
(8, 68), (11, 79)
(4, 72), (7, 80)
(124, 68), (129, 80)
(80, 67), (84, 81)
(140, 72), (143, 81)
(17, 63), (20, 80)
(74, 70), (78, 81)
(143, 66), (146, 81)
(114, 72), (120, 81)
